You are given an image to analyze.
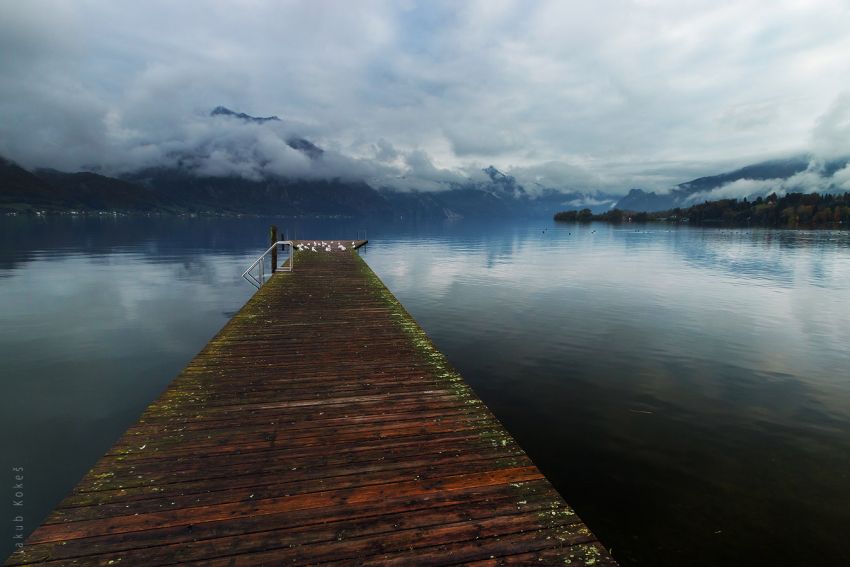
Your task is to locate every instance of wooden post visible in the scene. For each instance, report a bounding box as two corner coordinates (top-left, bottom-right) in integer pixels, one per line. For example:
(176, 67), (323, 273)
(270, 225), (278, 273)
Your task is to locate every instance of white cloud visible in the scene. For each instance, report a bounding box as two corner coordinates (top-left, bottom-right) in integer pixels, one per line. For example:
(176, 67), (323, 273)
(833, 164), (850, 190)
(812, 93), (850, 159)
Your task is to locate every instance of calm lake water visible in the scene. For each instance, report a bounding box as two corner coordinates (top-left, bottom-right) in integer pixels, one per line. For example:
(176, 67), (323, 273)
(2, 216), (850, 565)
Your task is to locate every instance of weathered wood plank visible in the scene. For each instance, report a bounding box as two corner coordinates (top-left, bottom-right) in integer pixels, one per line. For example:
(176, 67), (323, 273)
(5, 244), (615, 566)
(11, 482), (561, 564)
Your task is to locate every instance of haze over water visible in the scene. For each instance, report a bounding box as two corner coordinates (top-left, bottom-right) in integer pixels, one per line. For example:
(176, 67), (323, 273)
(2, 216), (849, 565)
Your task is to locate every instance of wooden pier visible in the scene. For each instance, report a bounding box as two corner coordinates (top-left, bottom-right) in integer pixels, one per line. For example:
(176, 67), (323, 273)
(6, 242), (616, 566)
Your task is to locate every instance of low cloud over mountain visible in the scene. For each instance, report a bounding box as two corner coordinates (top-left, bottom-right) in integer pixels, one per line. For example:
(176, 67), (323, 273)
(615, 155), (850, 212)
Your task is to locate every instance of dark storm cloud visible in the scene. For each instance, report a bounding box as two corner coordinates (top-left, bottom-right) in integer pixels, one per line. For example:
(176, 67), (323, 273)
(1, 0), (849, 194)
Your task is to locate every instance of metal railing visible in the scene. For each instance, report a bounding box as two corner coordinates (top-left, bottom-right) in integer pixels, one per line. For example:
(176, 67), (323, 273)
(242, 241), (293, 289)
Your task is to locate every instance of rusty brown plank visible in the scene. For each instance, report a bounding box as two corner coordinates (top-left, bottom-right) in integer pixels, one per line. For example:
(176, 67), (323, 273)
(5, 244), (615, 566)
(10, 481), (562, 564)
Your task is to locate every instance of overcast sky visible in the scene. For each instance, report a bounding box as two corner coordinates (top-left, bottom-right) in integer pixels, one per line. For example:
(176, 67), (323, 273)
(1, 0), (849, 194)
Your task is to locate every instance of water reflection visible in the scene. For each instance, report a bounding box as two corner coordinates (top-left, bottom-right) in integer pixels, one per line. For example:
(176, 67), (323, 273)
(2, 217), (850, 565)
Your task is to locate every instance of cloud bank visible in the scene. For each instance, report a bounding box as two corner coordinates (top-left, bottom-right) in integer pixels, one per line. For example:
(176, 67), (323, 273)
(1, 1), (850, 195)
(685, 160), (850, 204)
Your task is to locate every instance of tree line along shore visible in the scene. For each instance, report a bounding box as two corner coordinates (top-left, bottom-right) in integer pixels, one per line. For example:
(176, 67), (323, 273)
(555, 192), (850, 228)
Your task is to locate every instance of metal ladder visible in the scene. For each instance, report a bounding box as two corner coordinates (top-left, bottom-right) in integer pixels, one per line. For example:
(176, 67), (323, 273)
(241, 240), (293, 289)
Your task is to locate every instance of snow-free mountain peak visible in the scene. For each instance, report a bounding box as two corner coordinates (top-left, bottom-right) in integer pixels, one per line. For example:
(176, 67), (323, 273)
(210, 106), (281, 123)
(210, 106), (323, 159)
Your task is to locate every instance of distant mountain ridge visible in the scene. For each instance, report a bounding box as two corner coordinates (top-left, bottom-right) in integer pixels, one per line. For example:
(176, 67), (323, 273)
(7, 151), (845, 218)
(209, 106), (325, 160)
(0, 156), (181, 213)
(1, 106), (616, 218)
(0, 153), (609, 219)
(614, 156), (850, 212)
(210, 106), (280, 123)
(4, 105), (848, 218)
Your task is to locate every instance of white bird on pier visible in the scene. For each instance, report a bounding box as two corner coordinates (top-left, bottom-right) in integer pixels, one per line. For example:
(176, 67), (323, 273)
(310, 246), (316, 252)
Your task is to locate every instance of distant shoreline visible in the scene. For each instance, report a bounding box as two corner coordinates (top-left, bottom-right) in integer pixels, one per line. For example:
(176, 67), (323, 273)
(1, 209), (360, 219)
(555, 191), (850, 229)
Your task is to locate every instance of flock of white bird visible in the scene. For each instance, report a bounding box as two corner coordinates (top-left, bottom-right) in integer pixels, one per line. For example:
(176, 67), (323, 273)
(295, 241), (355, 253)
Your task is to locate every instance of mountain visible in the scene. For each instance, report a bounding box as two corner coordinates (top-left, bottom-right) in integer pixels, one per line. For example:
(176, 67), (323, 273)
(127, 167), (392, 217)
(378, 166), (612, 220)
(3, 104), (621, 218)
(614, 188), (681, 212)
(6, 104), (850, 218)
(2, 152), (610, 219)
(0, 156), (73, 212)
(481, 166), (526, 198)
(676, 156), (812, 194)
(381, 185), (515, 220)
(209, 106), (324, 159)
(614, 156), (849, 212)
(126, 166), (607, 219)
(0, 156), (180, 213)
(36, 169), (178, 212)
(285, 137), (324, 160)
(210, 106), (280, 123)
